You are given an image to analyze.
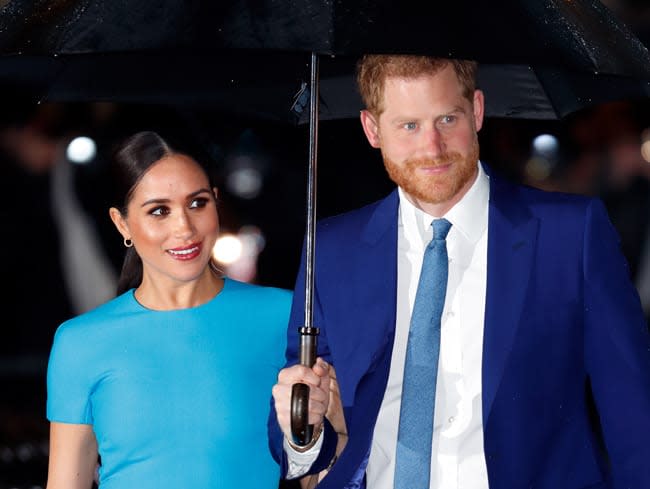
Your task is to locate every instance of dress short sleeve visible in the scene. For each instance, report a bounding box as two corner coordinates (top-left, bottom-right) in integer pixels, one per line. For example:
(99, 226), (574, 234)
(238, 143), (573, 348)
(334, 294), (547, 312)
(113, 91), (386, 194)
(47, 322), (95, 425)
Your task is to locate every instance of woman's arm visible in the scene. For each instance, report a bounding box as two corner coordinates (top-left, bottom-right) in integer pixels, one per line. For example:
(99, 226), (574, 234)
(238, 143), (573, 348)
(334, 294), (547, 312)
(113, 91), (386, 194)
(46, 422), (98, 489)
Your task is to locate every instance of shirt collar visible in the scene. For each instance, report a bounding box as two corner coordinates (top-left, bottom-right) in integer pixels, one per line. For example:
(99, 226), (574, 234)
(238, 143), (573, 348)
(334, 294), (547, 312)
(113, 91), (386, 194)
(398, 161), (489, 247)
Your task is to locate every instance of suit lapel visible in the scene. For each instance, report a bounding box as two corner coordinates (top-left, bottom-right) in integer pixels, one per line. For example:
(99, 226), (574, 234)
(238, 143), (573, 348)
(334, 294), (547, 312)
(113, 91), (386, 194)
(482, 175), (539, 422)
(335, 190), (399, 407)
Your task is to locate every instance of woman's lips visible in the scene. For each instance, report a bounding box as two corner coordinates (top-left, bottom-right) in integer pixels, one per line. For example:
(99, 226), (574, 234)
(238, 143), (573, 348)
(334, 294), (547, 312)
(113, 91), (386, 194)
(167, 243), (202, 260)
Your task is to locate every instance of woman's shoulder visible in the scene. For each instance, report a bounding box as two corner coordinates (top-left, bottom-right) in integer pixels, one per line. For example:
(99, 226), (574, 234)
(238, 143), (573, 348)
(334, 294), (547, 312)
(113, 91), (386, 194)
(219, 278), (292, 326)
(54, 290), (137, 338)
(223, 277), (292, 303)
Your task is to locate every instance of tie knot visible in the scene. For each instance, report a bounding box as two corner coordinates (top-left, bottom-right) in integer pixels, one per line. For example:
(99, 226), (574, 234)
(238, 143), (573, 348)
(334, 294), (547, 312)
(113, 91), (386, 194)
(431, 218), (451, 240)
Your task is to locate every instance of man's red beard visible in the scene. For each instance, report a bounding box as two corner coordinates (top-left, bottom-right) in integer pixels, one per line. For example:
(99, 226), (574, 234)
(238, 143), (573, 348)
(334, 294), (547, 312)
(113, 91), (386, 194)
(382, 140), (480, 205)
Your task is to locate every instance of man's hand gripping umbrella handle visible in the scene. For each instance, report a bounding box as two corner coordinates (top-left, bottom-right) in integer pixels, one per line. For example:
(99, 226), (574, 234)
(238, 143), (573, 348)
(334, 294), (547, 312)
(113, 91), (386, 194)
(290, 326), (319, 446)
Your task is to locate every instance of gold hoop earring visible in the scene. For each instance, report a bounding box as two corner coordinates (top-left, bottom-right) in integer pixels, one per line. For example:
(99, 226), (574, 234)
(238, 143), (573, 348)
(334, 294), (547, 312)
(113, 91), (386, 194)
(124, 238), (133, 248)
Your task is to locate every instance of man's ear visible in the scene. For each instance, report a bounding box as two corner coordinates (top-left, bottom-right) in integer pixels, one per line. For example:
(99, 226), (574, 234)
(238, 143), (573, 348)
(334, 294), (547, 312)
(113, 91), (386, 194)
(109, 207), (130, 241)
(360, 110), (381, 148)
(473, 89), (485, 132)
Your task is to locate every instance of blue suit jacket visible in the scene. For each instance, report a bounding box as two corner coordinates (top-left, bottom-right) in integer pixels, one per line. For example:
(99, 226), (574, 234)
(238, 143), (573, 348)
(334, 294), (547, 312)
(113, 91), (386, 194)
(269, 169), (650, 488)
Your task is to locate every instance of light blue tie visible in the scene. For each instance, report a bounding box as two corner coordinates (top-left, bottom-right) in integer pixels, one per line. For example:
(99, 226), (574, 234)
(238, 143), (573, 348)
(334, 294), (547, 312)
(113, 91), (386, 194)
(394, 218), (452, 489)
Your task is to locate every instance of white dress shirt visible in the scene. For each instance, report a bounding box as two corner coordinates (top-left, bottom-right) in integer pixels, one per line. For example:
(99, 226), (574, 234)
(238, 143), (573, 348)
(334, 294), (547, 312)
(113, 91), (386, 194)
(286, 163), (490, 488)
(367, 163), (490, 489)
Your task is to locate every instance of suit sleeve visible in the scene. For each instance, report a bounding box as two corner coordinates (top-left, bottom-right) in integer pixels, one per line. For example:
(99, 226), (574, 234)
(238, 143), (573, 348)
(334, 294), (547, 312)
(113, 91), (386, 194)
(583, 198), (650, 486)
(267, 236), (337, 477)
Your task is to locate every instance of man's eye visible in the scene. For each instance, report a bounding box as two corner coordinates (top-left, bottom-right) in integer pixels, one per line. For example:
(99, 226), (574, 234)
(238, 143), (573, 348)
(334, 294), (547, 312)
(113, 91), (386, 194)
(403, 122), (417, 130)
(440, 115), (456, 124)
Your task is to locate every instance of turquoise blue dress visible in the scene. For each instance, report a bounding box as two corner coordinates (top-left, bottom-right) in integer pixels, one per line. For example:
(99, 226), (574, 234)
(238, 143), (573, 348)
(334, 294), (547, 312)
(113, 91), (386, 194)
(47, 278), (291, 489)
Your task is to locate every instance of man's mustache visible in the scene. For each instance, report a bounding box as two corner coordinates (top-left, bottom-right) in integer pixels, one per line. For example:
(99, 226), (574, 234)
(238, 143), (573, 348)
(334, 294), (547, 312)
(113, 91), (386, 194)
(405, 153), (463, 168)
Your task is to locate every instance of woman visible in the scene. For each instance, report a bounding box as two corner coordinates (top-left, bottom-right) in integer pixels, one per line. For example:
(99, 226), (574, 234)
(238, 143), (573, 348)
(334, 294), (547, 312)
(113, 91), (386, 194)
(46, 131), (291, 488)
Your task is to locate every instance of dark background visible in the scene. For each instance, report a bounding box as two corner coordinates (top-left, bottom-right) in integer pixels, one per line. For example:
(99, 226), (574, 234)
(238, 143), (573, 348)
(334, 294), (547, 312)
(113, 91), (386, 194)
(2, 1), (650, 487)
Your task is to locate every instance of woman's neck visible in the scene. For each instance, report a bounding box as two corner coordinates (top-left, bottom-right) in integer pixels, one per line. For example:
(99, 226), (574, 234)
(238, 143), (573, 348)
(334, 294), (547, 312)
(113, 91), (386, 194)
(134, 268), (225, 311)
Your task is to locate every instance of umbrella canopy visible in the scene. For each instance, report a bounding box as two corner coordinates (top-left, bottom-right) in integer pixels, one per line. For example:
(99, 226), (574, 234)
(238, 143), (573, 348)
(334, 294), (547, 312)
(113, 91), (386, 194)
(1, 0), (650, 121)
(2, 0), (647, 70)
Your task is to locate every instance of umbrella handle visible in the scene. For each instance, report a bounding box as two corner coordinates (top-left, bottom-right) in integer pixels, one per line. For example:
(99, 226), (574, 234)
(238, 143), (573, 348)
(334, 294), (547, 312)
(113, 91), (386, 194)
(290, 383), (312, 445)
(290, 326), (319, 446)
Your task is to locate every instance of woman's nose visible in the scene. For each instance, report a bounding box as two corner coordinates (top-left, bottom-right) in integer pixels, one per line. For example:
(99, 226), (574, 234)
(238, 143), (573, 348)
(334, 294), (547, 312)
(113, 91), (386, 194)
(173, 210), (195, 238)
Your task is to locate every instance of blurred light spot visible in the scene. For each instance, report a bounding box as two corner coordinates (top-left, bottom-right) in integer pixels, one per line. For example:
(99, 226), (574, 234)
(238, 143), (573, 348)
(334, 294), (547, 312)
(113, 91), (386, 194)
(213, 234), (242, 264)
(211, 226), (266, 283)
(641, 141), (650, 163)
(16, 442), (35, 462)
(641, 128), (650, 163)
(239, 225), (266, 253)
(527, 134), (560, 183)
(525, 156), (553, 182)
(223, 226), (266, 282)
(532, 134), (559, 158)
(226, 167), (263, 199)
(66, 136), (96, 164)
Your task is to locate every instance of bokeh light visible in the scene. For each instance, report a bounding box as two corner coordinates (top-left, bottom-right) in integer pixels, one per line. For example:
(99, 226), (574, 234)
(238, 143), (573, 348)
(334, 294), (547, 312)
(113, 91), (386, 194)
(65, 136), (97, 164)
(212, 234), (243, 264)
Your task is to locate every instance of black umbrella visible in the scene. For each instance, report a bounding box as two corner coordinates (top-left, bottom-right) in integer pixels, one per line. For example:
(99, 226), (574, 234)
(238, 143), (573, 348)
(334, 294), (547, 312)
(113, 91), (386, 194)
(2, 0), (650, 445)
(2, 0), (650, 120)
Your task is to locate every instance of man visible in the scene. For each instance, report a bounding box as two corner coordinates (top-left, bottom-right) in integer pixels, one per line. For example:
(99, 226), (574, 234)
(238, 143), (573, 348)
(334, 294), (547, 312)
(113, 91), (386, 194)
(269, 55), (650, 488)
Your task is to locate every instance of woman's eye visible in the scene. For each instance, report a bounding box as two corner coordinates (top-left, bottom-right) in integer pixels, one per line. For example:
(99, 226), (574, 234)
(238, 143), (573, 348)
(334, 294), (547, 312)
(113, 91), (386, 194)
(149, 206), (169, 216)
(190, 197), (209, 209)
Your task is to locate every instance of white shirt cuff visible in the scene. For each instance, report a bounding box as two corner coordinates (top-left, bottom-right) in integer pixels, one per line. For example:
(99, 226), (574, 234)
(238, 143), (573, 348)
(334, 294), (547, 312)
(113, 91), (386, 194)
(283, 434), (323, 479)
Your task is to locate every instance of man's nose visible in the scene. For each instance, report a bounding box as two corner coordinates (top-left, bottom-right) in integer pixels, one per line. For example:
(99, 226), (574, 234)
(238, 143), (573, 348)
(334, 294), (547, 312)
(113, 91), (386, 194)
(420, 125), (444, 158)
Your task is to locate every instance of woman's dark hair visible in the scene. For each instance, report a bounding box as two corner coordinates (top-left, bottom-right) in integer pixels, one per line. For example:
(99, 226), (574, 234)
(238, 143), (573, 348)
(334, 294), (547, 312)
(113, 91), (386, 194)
(110, 131), (217, 294)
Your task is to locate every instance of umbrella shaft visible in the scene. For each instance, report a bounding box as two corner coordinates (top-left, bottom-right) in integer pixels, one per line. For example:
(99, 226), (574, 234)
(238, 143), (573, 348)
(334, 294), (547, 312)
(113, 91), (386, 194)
(304, 52), (319, 329)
